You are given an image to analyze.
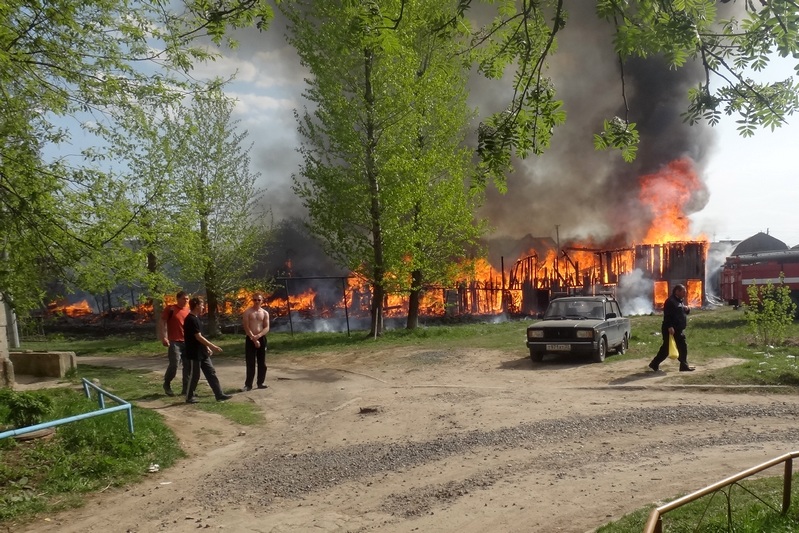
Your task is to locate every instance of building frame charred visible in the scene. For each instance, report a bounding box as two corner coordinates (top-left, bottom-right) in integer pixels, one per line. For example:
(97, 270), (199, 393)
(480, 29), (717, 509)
(508, 241), (708, 315)
(37, 241), (709, 336)
(264, 240), (708, 326)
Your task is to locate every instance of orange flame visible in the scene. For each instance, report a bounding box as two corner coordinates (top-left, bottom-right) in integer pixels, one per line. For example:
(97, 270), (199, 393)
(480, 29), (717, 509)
(288, 288), (316, 310)
(51, 157), (713, 323)
(639, 158), (706, 244)
(48, 299), (93, 317)
(686, 279), (703, 308)
(654, 280), (669, 307)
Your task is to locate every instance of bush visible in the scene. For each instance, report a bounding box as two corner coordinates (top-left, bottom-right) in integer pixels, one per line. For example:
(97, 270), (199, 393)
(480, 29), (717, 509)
(745, 274), (797, 346)
(0, 390), (54, 429)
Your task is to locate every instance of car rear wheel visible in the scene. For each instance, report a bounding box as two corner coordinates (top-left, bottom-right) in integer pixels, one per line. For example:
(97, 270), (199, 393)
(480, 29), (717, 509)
(529, 349), (543, 363)
(617, 333), (628, 355)
(593, 338), (607, 363)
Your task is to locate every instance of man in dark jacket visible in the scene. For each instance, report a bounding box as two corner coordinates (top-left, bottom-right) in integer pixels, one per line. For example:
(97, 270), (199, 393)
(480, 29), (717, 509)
(649, 284), (695, 372)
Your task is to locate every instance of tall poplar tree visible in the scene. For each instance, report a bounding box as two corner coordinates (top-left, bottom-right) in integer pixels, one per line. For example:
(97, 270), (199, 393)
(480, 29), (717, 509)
(167, 86), (267, 337)
(285, 0), (485, 335)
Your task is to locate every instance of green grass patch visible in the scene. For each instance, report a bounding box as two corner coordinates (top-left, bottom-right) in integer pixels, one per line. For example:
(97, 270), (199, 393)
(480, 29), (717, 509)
(235, 319), (528, 357)
(598, 474), (799, 532)
(19, 306), (799, 388)
(620, 306), (799, 386)
(22, 335), (166, 357)
(0, 362), (263, 527)
(198, 397), (262, 425)
(0, 385), (184, 525)
(74, 364), (263, 425)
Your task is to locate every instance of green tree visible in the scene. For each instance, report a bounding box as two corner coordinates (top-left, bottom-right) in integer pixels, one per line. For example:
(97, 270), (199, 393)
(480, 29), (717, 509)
(0, 0), (274, 316)
(389, 4), (486, 329)
(285, 0), (485, 335)
(167, 86), (268, 337)
(745, 274), (797, 346)
(79, 99), (196, 322)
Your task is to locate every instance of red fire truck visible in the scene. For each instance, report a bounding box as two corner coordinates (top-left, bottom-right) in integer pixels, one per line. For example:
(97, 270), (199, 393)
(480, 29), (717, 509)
(720, 249), (799, 307)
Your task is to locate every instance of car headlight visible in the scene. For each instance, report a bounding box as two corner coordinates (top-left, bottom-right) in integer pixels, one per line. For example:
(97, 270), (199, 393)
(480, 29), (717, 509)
(576, 329), (595, 339)
(527, 330), (544, 338)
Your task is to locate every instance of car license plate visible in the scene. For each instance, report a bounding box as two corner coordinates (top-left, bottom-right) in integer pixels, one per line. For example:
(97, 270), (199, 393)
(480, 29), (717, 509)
(546, 344), (570, 351)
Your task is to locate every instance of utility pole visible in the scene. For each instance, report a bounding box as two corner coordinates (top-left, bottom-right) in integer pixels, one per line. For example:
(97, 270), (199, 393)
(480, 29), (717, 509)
(555, 224), (560, 289)
(1, 201), (19, 349)
(0, 201), (15, 387)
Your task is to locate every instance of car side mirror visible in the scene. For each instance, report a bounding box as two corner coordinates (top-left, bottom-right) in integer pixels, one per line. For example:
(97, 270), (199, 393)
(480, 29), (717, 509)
(606, 312), (617, 319)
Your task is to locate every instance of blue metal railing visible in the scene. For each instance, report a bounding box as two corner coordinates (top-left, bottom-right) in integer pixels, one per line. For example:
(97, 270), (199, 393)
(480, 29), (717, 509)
(0, 378), (134, 440)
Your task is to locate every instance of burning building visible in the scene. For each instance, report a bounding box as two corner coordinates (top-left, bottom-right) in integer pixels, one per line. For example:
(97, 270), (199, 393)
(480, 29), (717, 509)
(506, 240), (707, 316)
(246, 151), (712, 325)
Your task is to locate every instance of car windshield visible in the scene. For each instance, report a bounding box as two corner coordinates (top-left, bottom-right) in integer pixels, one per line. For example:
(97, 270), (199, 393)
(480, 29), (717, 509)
(544, 300), (604, 320)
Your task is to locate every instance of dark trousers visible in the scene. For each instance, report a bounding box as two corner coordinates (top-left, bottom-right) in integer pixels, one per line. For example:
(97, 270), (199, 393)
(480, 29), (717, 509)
(163, 341), (189, 393)
(186, 351), (225, 400)
(244, 337), (267, 387)
(650, 326), (689, 369)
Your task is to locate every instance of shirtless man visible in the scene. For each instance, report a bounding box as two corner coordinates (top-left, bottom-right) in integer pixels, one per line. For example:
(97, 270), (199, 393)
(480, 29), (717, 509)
(242, 293), (270, 391)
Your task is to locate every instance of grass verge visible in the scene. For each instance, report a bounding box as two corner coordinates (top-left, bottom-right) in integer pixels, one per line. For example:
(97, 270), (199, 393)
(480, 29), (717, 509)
(598, 473), (799, 532)
(0, 384), (183, 525)
(0, 362), (263, 527)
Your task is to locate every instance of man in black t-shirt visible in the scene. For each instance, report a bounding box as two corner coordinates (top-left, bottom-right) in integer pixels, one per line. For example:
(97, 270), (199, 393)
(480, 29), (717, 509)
(184, 297), (232, 403)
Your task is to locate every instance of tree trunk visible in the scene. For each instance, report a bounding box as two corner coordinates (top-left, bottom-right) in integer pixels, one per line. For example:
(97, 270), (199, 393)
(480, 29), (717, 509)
(406, 269), (423, 330)
(206, 288), (221, 338)
(370, 282), (384, 338)
(197, 179), (221, 338)
(147, 251), (163, 337)
(364, 46), (385, 338)
(202, 227), (221, 338)
(0, 296), (12, 388)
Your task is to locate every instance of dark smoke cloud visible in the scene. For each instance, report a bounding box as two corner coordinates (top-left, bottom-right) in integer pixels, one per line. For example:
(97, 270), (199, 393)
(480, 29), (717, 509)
(475, 3), (714, 245)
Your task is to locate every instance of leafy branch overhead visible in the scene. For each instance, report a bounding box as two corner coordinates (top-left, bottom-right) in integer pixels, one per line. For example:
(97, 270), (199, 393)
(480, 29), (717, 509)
(460, 0), (799, 184)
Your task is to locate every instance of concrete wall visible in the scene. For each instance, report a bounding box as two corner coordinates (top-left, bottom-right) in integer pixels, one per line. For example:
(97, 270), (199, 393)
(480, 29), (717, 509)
(9, 351), (76, 378)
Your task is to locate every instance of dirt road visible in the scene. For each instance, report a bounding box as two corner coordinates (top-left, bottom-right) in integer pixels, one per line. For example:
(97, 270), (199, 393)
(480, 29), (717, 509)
(14, 347), (799, 533)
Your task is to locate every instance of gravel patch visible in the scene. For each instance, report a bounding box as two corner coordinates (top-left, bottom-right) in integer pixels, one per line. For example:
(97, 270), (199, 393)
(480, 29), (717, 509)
(199, 402), (799, 510)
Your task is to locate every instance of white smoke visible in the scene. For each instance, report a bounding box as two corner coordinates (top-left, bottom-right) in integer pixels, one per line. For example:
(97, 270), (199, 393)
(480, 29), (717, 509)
(617, 269), (655, 316)
(705, 241), (738, 306)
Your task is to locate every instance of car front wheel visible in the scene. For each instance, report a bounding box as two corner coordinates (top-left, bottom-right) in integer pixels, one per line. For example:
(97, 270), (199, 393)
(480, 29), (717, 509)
(617, 333), (628, 355)
(593, 338), (607, 363)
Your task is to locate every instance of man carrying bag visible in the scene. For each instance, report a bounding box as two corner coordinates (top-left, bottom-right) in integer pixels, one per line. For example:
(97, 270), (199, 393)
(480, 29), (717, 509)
(649, 284), (695, 372)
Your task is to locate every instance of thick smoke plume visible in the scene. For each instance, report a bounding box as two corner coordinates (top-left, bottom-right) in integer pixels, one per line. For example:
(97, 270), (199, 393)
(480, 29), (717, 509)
(474, 4), (713, 246)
